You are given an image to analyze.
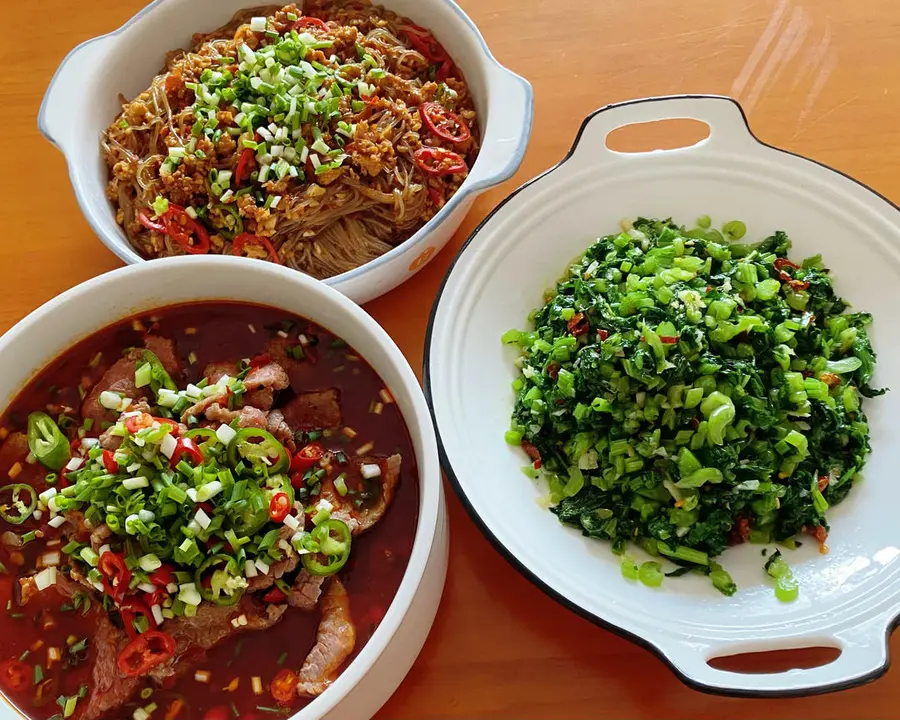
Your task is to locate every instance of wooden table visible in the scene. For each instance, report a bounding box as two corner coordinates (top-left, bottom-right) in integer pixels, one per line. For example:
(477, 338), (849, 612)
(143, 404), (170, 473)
(3, 0), (899, 717)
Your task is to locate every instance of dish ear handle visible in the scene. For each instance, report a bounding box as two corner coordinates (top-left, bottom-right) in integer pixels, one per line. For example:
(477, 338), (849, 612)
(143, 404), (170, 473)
(571, 95), (757, 162)
(38, 37), (114, 153)
(655, 614), (890, 695)
(465, 65), (533, 191)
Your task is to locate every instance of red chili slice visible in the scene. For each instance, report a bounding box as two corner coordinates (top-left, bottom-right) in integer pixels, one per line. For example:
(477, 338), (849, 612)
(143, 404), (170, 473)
(124, 413), (152, 434)
(774, 257), (801, 271)
(0, 659), (29, 692)
(233, 233), (282, 264)
(521, 440), (541, 470)
(400, 24), (448, 63)
(293, 16), (329, 31)
(270, 668), (299, 706)
(149, 564), (175, 588)
(290, 442), (325, 474)
(99, 551), (132, 603)
(269, 493), (290, 523)
(420, 102), (470, 144)
(597, 329), (609, 341)
(102, 449), (118, 475)
(414, 147), (467, 176)
(117, 631), (177, 677)
(435, 58), (457, 82)
(262, 587), (287, 604)
(119, 598), (155, 640)
(235, 147), (255, 187)
(138, 210), (168, 233)
(164, 205), (210, 255)
(567, 312), (589, 336)
(659, 336), (679, 344)
(170, 437), (203, 468)
(427, 186), (443, 207)
(249, 353), (271, 368)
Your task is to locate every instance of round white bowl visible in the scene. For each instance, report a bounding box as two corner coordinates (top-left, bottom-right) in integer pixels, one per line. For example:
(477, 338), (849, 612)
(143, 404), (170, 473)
(425, 95), (900, 697)
(38, 0), (533, 304)
(0, 256), (447, 720)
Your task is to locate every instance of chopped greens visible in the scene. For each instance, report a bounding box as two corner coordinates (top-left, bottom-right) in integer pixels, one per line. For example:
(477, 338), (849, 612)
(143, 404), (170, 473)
(504, 217), (883, 595)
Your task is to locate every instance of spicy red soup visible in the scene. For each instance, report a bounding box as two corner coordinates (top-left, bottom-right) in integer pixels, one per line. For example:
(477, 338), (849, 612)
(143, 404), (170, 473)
(0, 302), (418, 720)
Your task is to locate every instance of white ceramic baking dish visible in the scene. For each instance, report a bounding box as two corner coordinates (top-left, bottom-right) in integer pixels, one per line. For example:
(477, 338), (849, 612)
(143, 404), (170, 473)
(0, 256), (446, 719)
(425, 94), (900, 697)
(38, 0), (532, 304)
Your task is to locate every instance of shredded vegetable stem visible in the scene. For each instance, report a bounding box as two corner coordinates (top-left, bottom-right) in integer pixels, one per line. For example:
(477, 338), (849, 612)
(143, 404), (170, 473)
(504, 216), (884, 596)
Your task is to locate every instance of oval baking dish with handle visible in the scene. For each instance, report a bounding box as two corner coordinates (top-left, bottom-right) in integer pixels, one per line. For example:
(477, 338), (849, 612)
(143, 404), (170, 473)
(425, 94), (900, 697)
(37, 0), (533, 305)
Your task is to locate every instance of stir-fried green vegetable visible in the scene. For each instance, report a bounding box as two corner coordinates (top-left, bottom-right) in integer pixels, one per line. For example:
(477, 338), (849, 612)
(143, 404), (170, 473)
(504, 217), (883, 595)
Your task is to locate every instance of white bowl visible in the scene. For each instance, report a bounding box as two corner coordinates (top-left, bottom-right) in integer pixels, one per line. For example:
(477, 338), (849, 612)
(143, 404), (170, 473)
(425, 95), (900, 697)
(0, 256), (447, 720)
(38, 0), (532, 304)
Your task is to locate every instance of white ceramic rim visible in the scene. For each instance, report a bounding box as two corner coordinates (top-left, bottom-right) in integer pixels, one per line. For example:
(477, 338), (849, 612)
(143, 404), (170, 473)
(36, 0), (534, 291)
(0, 256), (442, 719)
(423, 94), (900, 699)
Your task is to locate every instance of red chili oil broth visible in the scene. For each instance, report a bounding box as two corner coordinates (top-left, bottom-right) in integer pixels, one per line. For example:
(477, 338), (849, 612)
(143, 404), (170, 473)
(0, 302), (419, 719)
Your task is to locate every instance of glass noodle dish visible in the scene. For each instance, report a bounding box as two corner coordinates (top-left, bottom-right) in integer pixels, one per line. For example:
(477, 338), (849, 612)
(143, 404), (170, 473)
(503, 217), (883, 599)
(103, 0), (478, 278)
(0, 303), (417, 719)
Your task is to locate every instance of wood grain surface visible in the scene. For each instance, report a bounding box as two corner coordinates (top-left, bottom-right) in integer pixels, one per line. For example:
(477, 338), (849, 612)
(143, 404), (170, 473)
(2, 0), (899, 717)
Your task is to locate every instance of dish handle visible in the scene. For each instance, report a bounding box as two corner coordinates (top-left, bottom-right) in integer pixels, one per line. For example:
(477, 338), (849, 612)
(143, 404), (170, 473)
(568, 94), (758, 165)
(466, 65), (534, 192)
(38, 36), (114, 152)
(656, 614), (891, 695)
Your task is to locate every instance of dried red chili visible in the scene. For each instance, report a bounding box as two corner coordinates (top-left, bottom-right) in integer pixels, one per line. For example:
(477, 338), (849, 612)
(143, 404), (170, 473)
(521, 440), (541, 470)
(774, 258), (801, 271)
(567, 312), (589, 336)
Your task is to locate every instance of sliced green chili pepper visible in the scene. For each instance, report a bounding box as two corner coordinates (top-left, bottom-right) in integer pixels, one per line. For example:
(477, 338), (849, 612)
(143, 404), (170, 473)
(140, 351), (177, 395)
(0, 484), (37, 525)
(184, 428), (219, 459)
(27, 412), (70, 471)
(301, 519), (351, 576)
(196, 554), (244, 606)
(227, 429), (289, 473)
(209, 203), (244, 240)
